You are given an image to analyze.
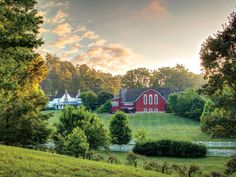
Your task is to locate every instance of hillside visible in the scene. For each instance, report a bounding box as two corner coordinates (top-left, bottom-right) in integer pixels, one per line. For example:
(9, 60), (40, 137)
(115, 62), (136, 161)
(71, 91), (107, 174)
(0, 145), (167, 177)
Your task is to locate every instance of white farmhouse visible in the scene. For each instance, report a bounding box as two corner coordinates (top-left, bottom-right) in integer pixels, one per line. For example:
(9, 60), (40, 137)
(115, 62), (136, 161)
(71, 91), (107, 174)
(47, 89), (82, 110)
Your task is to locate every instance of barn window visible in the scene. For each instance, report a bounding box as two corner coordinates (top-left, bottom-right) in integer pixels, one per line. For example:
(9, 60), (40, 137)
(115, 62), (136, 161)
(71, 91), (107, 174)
(154, 94), (158, 104)
(149, 108), (153, 112)
(144, 94), (147, 105)
(149, 94), (153, 105)
(155, 108), (158, 112)
(144, 108), (147, 112)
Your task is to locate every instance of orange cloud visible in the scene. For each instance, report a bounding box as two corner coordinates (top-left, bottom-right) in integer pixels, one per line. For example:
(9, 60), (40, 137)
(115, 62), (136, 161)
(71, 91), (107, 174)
(142, 0), (168, 17)
(72, 43), (137, 74)
(50, 10), (69, 23)
(53, 34), (81, 48)
(52, 23), (72, 36)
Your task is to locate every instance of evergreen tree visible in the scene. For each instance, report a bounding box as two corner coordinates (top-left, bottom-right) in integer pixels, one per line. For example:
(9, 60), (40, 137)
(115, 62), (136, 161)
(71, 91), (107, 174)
(0, 0), (50, 146)
(65, 127), (89, 158)
(109, 111), (132, 145)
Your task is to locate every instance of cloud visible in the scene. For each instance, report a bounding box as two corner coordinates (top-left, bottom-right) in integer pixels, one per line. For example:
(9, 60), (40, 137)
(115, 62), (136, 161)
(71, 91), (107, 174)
(52, 23), (72, 36)
(40, 1), (69, 9)
(72, 43), (137, 74)
(142, 0), (168, 17)
(50, 10), (69, 24)
(74, 25), (87, 33)
(53, 34), (81, 48)
(83, 31), (99, 40)
(39, 27), (49, 34)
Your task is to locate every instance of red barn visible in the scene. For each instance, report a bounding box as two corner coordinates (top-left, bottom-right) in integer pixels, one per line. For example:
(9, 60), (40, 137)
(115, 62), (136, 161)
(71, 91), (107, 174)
(111, 88), (173, 113)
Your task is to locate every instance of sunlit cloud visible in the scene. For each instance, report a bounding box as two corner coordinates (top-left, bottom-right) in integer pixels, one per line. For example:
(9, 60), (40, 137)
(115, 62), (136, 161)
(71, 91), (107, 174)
(40, 1), (69, 9)
(141, 0), (169, 18)
(72, 43), (138, 74)
(53, 34), (81, 48)
(52, 23), (72, 36)
(50, 10), (69, 24)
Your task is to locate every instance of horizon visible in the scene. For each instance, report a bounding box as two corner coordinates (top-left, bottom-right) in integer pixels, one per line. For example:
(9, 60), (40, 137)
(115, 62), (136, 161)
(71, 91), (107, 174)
(37, 0), (235, 74)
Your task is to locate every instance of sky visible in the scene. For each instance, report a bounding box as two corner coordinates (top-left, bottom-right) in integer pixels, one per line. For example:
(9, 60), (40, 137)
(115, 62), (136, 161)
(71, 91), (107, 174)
(37, 0), (236, 75)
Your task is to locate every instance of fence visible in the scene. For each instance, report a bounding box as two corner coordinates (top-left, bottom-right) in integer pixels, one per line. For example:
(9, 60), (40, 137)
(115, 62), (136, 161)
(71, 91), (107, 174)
(193, 141), (236, 148)
(108, 141), (236, 157)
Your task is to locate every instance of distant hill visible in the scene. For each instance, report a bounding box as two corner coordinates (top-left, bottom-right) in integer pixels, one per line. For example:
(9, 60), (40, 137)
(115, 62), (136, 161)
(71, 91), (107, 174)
(0, 145), (167, 177)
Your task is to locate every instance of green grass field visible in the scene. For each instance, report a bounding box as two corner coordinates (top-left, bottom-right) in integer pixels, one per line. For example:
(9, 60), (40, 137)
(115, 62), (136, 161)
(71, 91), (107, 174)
(46, 110), (236, 142)
(98, 151), (229, 174)
(0, 145), (167, 177)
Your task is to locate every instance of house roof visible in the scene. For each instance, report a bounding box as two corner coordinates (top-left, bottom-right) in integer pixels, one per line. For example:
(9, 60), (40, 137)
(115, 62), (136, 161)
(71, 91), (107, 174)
(49, 90), (79, 100)
(119, 88), (179, 103)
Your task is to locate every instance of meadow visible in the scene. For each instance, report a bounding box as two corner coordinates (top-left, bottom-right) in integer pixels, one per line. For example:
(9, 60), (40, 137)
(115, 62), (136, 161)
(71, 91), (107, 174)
(46, 110), (236, 142)
(0, 145), (167, 177)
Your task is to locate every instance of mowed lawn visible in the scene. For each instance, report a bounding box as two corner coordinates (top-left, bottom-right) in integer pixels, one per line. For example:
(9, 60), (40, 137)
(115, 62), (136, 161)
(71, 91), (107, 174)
(46, 110), (236, 142)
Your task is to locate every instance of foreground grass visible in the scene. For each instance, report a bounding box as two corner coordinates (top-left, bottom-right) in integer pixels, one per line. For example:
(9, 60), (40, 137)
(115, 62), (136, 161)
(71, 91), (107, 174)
(98, 151), (229, 174)
(0, 145), (167, 177)
(47, 111), (236, 141)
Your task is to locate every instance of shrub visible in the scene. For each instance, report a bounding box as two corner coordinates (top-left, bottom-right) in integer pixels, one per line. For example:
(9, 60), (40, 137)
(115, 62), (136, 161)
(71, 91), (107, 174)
(80, 91), (98, 110)
(97, 91), (114, 106)
(168, 89), (205, 121)
(133, 139), (207, 157)
(107, 155), (120, 164)
(134, 128), (147, 143)
(143, 161), (162, 172)
(96, 101), (112, 113)
(225, 155), (236, 175)
(126, 152), (140, 167)
(65, 128), (89, 158)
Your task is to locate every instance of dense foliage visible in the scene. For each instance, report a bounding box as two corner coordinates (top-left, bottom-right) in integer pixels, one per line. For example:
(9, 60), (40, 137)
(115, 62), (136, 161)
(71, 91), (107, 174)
(133, 139), (207, 157)
(168, 89), (205, 121)
(41, 54), (121, 95)
(54, 106), (109, 152)
(0, 0), (50, 146)
(97, 91), (114, 106)
(42, 56), (204, 96)
(199, 11), (236, 137)
(80, 91), (98, 111)
(109, 111), (132, 145)
(65, 128), (89, 158)
(96, 101), (112, 113)
(225, 155), (236, 175)
(151, 64), (205, 90)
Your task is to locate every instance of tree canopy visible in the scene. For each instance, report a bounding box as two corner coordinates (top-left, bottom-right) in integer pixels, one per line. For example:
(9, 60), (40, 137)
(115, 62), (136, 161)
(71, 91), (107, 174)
(200, 11), (236, 138)
(0, 0), (50, 146)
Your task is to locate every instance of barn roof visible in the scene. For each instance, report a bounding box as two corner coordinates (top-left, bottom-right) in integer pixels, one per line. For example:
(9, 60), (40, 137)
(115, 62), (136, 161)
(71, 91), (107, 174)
(119, 88), (179, 103)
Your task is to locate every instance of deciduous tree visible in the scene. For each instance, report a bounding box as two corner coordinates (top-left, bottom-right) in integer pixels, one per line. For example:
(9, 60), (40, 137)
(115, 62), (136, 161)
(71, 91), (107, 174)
(0, 0), (50, 146)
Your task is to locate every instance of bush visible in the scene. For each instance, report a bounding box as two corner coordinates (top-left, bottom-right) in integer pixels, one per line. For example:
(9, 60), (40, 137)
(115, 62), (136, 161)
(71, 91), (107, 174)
(133, 139), (207, 157)
(80, 91), (98, 110)
(65, 128), (89, 158)
(96, 101), (112, 113)
(225, 155), (236, 175)
(168, 89), (205, 121)
(201, 101), (236, 138)
(134, 128), (147, 143)
(97, 91), (114, 106)
(126, 152), (140, 167)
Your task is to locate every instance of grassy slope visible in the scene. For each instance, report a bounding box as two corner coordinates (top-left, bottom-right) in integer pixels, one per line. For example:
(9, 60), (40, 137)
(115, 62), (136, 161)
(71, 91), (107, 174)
(0, 145), (167, 177)
(46, 110), (236, 142)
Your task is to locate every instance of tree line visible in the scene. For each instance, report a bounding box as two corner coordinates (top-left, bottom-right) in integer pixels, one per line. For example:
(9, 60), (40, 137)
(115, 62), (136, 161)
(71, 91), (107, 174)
(41, 54), (205, 95)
